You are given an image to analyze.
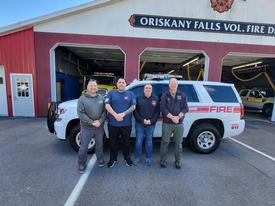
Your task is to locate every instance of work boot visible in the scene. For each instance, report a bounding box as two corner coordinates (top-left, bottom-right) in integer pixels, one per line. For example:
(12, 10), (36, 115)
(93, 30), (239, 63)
(160, 160), (167, 168)
(175, 160), (181, 169)
(125, 158), (133, 166)
(78, 164), (86, 174)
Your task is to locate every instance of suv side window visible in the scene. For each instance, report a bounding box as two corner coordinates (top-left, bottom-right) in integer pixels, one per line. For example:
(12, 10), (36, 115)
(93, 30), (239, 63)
(204, 85), (238, 103)
(249, 90), (261, 98)
(151, 84), (163, 100)
(178, 85), (199, 102)
(130, 86), (144, 98)
(130, 84), (162, 99)
(160, 84), (199, 102)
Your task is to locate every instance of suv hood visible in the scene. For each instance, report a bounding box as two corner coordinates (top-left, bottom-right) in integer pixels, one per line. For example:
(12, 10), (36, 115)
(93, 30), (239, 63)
(58, 99), (78, 108)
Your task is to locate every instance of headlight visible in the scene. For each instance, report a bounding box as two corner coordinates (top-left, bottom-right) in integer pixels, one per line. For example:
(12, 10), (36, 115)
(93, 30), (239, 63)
(58, 108), (67, 115)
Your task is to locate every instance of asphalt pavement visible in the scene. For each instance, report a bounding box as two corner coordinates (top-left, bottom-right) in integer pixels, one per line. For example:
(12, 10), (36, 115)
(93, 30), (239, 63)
(0, 116), (274, 206)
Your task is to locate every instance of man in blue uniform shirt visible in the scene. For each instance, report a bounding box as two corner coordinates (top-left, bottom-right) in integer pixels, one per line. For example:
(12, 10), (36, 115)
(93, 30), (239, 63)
(105, 78), (136, 167)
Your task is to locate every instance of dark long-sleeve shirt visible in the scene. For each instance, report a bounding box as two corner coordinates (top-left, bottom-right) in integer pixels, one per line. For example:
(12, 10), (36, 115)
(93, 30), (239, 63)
(160, 91), (189, 124)
(134, 94), (160, 126)
(77, 93), (106, 129)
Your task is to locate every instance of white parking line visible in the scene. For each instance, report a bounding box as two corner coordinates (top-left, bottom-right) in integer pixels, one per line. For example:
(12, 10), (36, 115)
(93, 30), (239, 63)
(64, 155), (97, 206)
(245, 117), (275, 124)
(229, 137), (275, 162)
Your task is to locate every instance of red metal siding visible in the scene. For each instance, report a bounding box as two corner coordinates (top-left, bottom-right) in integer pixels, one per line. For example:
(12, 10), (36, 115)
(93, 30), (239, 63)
(35, 32), (275, 116)
(0, 28), (37, 116)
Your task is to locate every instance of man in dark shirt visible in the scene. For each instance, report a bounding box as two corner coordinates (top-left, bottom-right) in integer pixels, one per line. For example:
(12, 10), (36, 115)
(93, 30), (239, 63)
(105, 78), (136, 168)
(134, 84), (160, 166)
(160, 78), (189, 169)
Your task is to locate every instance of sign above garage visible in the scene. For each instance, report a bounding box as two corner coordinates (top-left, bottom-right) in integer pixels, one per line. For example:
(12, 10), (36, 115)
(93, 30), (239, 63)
(129, 14), (275, 37)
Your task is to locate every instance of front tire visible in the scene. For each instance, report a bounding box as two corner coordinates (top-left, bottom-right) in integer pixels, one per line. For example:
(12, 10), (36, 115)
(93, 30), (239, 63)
(263, 104), (273, 117)
(188, 123), (221, 154)
(68, 124), (95, 154)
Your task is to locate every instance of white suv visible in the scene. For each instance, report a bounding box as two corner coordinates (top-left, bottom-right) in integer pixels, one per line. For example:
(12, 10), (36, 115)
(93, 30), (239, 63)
(47, 80), (245, 154)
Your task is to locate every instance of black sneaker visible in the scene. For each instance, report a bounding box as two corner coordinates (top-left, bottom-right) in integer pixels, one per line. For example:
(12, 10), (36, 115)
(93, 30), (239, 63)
(107, 160), (116, 168)
(125, 158), (133, 166)
(78, 164), (86, 174)
(160, 160), (167, 168)
(175, 161), (181, 169)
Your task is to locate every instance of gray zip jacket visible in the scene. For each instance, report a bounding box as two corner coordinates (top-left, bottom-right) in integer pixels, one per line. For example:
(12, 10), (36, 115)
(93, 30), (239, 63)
(77, 93), (106, 129)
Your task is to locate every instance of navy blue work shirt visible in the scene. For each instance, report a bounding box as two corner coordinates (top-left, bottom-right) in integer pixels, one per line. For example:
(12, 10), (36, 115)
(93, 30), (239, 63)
(105, 90), (136, 127)
(160, 90), (189, 124)
(134, 94), (160, 126)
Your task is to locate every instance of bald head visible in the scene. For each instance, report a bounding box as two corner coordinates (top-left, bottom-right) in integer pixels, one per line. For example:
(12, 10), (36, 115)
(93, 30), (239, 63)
(169, 78), (178, 95)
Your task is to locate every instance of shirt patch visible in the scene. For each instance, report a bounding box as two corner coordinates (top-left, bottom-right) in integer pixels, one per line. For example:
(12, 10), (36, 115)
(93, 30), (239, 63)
(105, 98), (109, 103)
(177, 95), (182, 100)
(151, 100), (157, 106)
(124, 96), (129, 100)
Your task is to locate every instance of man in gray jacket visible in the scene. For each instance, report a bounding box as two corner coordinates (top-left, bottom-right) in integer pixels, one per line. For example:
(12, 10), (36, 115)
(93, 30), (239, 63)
(77, 79), (106, 173)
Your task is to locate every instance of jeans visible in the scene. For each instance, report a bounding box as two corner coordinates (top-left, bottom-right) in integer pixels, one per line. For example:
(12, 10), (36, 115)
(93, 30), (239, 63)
(135, 122), (155, 160)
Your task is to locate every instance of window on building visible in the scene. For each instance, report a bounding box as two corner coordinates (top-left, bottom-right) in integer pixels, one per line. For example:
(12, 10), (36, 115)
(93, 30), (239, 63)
(16, 79), (29, 97)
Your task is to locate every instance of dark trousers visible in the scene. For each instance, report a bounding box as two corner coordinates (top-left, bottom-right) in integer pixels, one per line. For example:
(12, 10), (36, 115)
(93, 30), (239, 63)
(108, 125), (132, 161)
(78, 126), (104, 166)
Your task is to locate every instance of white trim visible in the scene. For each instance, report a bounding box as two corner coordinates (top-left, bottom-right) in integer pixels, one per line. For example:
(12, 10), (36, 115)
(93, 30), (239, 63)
(0, 0), (122, 36)
(226, 52), (275, 58)
(49, 43), (126, 101)
(0, 65), (8, 116)
(49, 45), (57, 101)
(10, 73), (35, 117)
(203, 52), (210, 81)
(272, 98), (275, 122)
(229, 137), (275, 162)
(138, 47), (209, 80)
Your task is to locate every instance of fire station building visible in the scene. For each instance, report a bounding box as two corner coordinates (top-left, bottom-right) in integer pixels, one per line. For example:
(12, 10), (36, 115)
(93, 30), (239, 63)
(0, 0), (275, 119)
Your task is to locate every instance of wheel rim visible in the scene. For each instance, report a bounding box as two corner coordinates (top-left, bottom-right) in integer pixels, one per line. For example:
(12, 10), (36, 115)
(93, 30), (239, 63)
(76, 132), (95, 150)
(197, 131), (216, 150)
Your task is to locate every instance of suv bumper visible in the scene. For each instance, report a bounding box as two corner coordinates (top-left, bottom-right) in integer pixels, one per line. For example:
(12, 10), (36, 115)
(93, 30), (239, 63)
(54, 120), (67, 140)
(224, 119), (245, 138)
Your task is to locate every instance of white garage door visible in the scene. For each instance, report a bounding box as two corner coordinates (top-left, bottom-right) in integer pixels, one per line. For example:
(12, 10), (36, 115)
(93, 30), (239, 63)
(0, 66), (8, 116)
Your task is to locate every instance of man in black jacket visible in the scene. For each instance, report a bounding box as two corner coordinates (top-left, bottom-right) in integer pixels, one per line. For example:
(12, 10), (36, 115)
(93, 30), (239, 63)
(134, 84), (159, 166)
(160, 78), (189, 169)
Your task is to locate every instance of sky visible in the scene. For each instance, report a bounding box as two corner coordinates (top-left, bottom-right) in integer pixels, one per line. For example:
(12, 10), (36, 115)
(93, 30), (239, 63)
(0, 0), (94, 28)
